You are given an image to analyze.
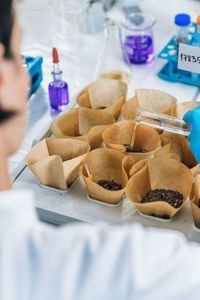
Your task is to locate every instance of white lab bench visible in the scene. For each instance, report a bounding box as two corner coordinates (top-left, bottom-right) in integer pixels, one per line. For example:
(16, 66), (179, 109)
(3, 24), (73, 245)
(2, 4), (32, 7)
(12, 0), (200, 241)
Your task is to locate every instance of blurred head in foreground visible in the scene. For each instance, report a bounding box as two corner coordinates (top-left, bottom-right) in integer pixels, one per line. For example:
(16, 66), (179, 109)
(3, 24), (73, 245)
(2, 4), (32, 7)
(0, 0), (29, 155)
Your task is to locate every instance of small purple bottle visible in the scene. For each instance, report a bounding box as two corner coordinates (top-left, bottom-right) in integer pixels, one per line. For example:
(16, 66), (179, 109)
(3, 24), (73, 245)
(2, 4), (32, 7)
(48, 48), (69, 112)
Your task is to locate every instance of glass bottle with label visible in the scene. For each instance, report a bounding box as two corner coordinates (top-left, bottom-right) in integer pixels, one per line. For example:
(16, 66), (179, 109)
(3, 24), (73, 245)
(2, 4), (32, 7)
(174, 13), (191, 45)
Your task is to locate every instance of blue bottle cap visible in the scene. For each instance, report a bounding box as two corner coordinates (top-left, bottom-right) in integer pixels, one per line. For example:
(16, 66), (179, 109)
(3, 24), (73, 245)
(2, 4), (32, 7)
(175, 14), (191, 26)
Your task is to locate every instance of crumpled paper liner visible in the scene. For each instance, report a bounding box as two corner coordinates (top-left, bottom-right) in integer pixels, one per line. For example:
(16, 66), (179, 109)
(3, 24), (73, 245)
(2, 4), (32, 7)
(190, 174), (200, 228)
(50, 108), (115, 149)
(173, 101), (200, 119)
(80, 148), (135, 204)
(122, 88), (177, 120)
(77, 79), (127, 109)
(126, 157), (193, 219)
(154, 143), (181, 161)
(25, 138), (90, 190)
(190, 164), (200, 178)
(76, 79), (127, 120)
(78, 106), (115, 135)
(102, 120), (161, 162)
(161, 131), (197, 168)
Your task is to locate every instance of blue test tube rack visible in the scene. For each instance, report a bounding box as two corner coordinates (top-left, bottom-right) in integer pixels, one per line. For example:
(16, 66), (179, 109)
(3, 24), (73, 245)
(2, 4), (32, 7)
(157, 22), (200, 86)
(23, 56), (43, 96)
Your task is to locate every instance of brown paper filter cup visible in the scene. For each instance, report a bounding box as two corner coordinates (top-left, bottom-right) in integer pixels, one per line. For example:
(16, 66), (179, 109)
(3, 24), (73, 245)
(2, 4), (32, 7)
(161, 132), (183, 161)
(154, 143), (181, 161)
(122, 88), (177, 120)
(78, 107), (115, 135)
(76, 84), (91, 108)
(104, 96), (125, 120)
(161, 131), (197, 168)
(77, 79), (127, 109)
(173, 101), (200, 119)
(190, 165), (200, 178)
(76, 79), (127, 121)
(25, 138), (90, 190)
(190, 174), (200, 229)
(80, 148), (135, 204)
(50, 108), (115, 149)
(102, 120), (161, 162)
(126, 157), (193, 219)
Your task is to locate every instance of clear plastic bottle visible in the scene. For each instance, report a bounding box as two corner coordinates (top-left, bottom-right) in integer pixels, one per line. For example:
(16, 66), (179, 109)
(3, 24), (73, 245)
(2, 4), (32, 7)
(174, 13), (191, 45)
(94, 19), (132, 84)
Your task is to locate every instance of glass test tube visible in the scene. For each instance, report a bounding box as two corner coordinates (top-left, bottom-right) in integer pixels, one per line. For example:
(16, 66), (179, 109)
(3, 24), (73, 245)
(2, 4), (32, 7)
(136, 108), (190, 136)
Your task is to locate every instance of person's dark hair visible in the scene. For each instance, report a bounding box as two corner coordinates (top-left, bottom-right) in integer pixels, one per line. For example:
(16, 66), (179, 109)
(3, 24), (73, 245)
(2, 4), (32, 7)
(0, 0), (15, 123)
(0, 0), (13, 58)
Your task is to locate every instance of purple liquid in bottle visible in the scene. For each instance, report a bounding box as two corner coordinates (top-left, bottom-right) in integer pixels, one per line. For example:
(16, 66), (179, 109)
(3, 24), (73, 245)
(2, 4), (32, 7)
(49, 79), (69, 112)
(49, 48), (69, 112)
(123, 35), (154, 64)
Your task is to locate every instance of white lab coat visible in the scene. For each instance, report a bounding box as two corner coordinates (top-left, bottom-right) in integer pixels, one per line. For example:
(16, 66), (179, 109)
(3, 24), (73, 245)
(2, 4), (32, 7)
(0, 189), (200, 300)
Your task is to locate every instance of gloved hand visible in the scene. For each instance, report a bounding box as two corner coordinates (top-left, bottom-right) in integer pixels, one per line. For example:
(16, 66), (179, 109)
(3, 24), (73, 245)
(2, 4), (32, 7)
(183, 104), (200, 163)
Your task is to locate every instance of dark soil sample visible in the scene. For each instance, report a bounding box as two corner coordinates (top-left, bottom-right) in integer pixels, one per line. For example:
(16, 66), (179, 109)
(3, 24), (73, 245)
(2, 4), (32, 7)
(141, 189), (183, 209)
(123, 144), (148, 153)
(98, 180), (122, 191)
(198, 199), (200, 208)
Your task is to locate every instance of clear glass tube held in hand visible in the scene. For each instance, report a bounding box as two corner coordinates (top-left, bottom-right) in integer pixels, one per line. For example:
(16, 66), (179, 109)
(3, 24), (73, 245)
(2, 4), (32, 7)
(136, 108), (190, 136)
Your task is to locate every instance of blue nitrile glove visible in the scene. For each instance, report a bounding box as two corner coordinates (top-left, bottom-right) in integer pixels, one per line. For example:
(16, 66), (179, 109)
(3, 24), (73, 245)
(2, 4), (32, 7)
(183, 104), (200, 163)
